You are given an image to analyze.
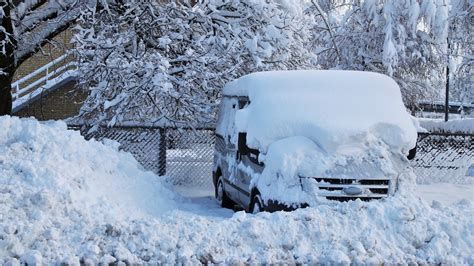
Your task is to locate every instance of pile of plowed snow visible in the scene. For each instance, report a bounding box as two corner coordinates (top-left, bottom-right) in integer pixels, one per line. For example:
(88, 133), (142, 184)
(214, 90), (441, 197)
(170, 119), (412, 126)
(1, 116), (473, 264)
(0, 116), (177, 263)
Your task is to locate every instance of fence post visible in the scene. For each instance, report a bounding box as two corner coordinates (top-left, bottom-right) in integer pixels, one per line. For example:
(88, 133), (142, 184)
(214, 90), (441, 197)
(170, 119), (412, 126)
(158, 127), (167, 176)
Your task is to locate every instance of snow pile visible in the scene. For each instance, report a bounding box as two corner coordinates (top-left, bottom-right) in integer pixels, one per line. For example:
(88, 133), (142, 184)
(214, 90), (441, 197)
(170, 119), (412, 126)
(226, 70), (417, 155)
(415, 183), (474, 205)
(1, 117), (473, 264)
(0, 116), (177, 263)
(173, 187), (473, 264)
(52, 184), (473, 264)
(419, 118), (474, 133)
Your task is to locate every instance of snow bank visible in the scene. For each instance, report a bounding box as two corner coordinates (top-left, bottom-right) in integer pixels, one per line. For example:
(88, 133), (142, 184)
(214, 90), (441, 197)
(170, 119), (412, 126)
(419, 118), (474, 133)
(0, 116), (177, 263)
(225, 70), (417, 155)
(1, 117), (473, 264)
(415, 183), (474, 205)
(44, 183), (471, 265)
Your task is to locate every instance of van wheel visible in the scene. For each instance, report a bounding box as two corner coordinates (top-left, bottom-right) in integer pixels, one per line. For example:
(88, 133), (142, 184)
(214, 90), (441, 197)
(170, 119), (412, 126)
(250, 192), (264, 214)
(216, 176), (234, 209)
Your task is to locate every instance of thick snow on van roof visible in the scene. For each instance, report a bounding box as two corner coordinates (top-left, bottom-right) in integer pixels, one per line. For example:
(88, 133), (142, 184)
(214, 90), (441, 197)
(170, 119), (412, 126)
(224, 70), (417, 154)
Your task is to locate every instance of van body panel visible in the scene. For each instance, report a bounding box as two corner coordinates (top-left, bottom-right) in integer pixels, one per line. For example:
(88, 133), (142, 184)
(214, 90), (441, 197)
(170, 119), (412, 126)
(214, 96), (250, 205)
(236, 155), (264, 207)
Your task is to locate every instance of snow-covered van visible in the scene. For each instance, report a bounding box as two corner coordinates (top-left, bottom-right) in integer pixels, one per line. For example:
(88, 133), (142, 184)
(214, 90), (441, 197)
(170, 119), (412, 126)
(213, 70), (418, 213)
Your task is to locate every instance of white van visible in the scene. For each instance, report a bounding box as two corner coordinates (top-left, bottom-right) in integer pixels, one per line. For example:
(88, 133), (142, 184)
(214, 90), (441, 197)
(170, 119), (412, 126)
(213, 70), (418, 213)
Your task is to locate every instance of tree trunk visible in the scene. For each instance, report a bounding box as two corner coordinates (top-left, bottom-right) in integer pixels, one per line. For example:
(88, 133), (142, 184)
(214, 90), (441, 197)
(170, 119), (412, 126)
(0, 2), (15, 115)
(0, 73), (13, 116)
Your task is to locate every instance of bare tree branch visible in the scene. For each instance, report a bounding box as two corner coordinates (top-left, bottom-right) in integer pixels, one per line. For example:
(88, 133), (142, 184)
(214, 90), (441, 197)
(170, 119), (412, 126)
(311, 0), (341, 63)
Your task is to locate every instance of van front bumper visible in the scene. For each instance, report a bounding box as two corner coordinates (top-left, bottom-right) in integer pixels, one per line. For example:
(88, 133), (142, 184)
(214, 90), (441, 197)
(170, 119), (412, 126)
(264, 200), (309, 212)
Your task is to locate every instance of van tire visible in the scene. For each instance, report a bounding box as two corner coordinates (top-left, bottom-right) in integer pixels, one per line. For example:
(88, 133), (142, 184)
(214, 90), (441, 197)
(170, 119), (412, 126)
(250, 191), (264, 214)
(216, 176), (234, 209)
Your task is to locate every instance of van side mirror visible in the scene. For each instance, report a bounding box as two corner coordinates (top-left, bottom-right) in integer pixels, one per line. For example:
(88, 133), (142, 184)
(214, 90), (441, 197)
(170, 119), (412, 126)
(407, 144), (417, 160)
(238, 133), (249, 156)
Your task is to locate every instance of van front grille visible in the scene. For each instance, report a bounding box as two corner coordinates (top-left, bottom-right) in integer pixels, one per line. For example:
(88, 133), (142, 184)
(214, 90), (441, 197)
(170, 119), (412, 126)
(313, 177), (390, 201)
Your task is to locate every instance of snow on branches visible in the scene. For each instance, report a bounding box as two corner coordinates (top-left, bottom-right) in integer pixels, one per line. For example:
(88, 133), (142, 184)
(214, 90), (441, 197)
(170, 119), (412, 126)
(309, 0), (455, 107)
(0, 0), (92, 114)
(74, 0), (470, 125)
(1, 0), (89, 67)
(74, 0), (314, 127)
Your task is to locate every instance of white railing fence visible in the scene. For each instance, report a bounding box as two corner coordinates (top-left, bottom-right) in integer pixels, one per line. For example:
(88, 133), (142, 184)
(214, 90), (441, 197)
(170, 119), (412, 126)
(11, 53), (78, 111)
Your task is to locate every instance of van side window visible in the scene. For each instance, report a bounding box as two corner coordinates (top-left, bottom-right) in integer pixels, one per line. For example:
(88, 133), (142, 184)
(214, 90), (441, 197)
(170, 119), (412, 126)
(238, 99), (249, 109)
(238, 132), (263, 166)
(247, 147), (262, 166)
(215, 97), (239, 144)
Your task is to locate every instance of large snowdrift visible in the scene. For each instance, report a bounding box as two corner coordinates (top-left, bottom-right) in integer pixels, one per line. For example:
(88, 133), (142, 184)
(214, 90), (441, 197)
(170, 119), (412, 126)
(0, 116), (177, 263)
(225, 70), (417, 155)
(1, 117), (473, 264)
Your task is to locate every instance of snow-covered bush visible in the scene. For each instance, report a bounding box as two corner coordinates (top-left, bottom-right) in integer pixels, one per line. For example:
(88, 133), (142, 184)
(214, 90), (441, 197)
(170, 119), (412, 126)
(73, 0), (313, 127)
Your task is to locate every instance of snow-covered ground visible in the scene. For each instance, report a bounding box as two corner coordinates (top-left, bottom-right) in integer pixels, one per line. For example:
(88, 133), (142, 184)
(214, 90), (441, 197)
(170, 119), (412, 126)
(418, 118), (474, 133)
(1, 117), (473, 264)
(416, 183), (474, 205)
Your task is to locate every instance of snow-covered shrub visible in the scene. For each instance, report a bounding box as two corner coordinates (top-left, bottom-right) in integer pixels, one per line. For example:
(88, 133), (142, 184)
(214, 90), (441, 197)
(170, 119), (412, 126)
(73, 0), (313, 127)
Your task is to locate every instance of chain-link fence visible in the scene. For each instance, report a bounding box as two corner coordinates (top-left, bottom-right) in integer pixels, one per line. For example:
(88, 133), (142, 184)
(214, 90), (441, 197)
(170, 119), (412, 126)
(68, 124), (473, 187)
(411, 133), (474, 184)
(68, 125), (166, 175)
(68, 124), (215, 187)
(165, 128), (215, 187)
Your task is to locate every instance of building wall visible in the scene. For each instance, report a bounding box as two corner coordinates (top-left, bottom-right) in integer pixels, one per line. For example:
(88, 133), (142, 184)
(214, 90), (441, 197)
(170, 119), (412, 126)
(12, 26), (86, 120)
(12, 1), (199, 121)
(13, 28), (74, 84)
(14, 80), (87, 121)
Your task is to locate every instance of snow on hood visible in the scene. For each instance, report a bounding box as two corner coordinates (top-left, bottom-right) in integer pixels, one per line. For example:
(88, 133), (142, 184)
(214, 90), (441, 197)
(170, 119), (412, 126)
(253, 136), (406, 205)
(226, 70), (417, 155)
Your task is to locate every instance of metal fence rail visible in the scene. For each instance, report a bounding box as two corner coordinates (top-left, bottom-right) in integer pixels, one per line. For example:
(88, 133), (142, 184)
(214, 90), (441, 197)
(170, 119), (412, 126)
(68, 124), (473, 187)
(12, 53), (78, 112)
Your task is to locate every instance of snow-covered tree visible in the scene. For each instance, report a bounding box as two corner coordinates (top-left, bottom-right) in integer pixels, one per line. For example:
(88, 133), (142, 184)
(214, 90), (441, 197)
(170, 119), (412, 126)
(309, 0), (453, 107)
(74, 0), (314, 127)
(0, 0), (90, 115)
(447, 0), (472, 104)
